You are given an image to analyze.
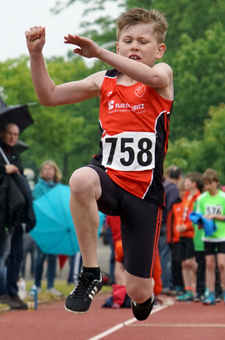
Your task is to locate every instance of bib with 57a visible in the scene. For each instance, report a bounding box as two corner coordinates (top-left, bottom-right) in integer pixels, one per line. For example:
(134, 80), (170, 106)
(102, 131), (156, 171)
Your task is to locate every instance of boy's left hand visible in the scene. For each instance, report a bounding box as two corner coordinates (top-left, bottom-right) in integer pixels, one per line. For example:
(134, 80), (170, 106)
(64, 34), (101, 59)
(204, 214), (215, 220)
(176, 224), (186, 233)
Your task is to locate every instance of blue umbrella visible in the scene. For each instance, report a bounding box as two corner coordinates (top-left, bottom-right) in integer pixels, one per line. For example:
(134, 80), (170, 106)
(31, 184), (105, 256)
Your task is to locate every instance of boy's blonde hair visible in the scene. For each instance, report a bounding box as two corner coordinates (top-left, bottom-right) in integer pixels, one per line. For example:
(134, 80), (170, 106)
(116, 8), (168, 43)
(203, 168), (219, 183)
(178, 177), (185, 190)
(40, 160), (62, 183)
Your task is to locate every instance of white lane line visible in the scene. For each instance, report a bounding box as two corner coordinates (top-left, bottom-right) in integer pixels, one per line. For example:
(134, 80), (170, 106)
(87, 305), (168, 340)
(130, 324), (225, 328)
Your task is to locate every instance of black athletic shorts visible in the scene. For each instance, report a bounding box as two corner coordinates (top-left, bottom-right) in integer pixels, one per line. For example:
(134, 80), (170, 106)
(86, 164), (162, 279)
(180, 237), (195, 261)
(204, 241), (225, 255)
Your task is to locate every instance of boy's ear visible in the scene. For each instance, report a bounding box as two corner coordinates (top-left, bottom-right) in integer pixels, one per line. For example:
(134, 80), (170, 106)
(156, 43), (166, 60)
(116, 41), (119, 54)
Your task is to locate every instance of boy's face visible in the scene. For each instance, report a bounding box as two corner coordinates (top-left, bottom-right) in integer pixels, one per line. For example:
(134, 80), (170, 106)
(204, 180), (218, 195)
(179, 187), (186, 199)
(116, 23), (166, 67)
(184, 178), (195, 191)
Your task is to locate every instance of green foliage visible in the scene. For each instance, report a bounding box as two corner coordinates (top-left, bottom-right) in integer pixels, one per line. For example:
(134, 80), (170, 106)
(170, 23), (225, 140)
(165, 103), (225, 183)
(165, 137), (201, 173)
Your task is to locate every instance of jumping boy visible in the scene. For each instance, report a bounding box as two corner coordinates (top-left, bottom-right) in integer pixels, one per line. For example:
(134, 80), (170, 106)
(25, 8), (173, 320)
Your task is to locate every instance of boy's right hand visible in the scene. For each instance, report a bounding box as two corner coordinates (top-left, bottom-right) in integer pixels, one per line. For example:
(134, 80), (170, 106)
(25, 26), (46, 54)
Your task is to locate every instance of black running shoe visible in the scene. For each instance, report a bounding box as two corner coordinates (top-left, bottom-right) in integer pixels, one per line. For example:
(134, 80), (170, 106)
(65, 271), (103, 314)
(131, 293), (155, 321)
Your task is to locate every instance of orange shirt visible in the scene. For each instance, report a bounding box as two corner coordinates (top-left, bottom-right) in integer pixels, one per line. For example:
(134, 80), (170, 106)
(167, 199), (183, 243)
(178, 191), (201, 238)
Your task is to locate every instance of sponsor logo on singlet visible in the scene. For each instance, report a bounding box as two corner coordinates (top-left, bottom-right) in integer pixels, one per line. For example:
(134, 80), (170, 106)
(108, 101), (145, 114)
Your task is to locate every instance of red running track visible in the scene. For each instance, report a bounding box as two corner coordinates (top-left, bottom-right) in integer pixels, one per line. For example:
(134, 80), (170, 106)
(1, 293), (225, 340)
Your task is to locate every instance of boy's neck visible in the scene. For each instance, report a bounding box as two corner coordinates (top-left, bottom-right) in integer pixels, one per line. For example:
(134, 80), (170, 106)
(208, 188), (219, 197)
(188, 187), (199, 198)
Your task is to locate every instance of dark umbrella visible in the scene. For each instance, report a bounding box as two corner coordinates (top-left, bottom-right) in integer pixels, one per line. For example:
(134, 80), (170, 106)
(0, 105), (34, 133)
(15, 140), (30, 154)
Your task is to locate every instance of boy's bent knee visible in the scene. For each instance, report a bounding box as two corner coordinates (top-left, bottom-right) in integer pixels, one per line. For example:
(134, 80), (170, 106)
(126, 276), (154, 303)
(69, 167), (101, 200)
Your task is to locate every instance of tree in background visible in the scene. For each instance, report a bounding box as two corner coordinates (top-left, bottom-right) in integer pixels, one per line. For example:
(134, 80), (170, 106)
(165, 103), (225, 184)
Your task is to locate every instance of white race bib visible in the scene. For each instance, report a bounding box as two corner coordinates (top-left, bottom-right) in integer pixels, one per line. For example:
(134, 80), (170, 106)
(102, 131), (156, 171)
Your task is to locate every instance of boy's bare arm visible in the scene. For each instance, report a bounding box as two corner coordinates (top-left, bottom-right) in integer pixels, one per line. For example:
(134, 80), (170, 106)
(64, 34), (173, 98)
(25, 27), (103, 106)
(204, 214), (225, 222)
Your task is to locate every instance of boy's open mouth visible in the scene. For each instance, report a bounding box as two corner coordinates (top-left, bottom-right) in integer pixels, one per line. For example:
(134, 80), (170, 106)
(129, 55), (140, 60)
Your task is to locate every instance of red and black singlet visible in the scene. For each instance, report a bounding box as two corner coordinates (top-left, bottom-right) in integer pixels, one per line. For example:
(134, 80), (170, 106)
(91, 69), (173, 206)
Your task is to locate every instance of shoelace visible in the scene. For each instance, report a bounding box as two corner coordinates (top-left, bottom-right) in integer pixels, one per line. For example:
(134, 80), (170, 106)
(70, 274), (94, 298)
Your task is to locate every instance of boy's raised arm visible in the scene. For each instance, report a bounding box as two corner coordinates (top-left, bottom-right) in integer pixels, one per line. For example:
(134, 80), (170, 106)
(25, 27), (57, 105)
(64, 34), (173, 91)
(25, 27), (102, 106)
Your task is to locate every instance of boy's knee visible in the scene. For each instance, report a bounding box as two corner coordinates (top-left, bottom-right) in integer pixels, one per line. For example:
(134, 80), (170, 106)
(206, 262), (215, 272)
(69, 170), (84, 192)
(69, 171), (90, 199)
(69, 168), (100, 200)
(126, 279), (153, 303)
(218, 262), (225, 273)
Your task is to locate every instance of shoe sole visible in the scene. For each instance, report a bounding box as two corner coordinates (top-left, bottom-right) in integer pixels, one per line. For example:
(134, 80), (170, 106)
(64, 305), (88, 315)
(203, 302), (216, 305)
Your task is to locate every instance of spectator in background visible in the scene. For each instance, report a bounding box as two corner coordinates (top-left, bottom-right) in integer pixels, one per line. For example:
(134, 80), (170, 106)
(32, 160), (63, 296)
(20, 233), (36, 279)
(159, 166), (182, 293)
(196, 169), (225, 305)
(166, 178), (185, 295)
(20, 168), (36, 279)
(67, 252), (83, 286)
(0, 123), (28, 310)
(177, 172), (202, 302)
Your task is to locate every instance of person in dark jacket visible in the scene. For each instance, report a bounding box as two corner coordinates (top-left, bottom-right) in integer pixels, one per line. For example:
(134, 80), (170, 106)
(0, 123), (28, 309)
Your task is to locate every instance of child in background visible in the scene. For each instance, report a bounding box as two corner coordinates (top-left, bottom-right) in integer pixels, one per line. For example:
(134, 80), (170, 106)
(176, 172), (203, 302)
(196, 168), (225, 305)
(193, 198), (206, 302)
